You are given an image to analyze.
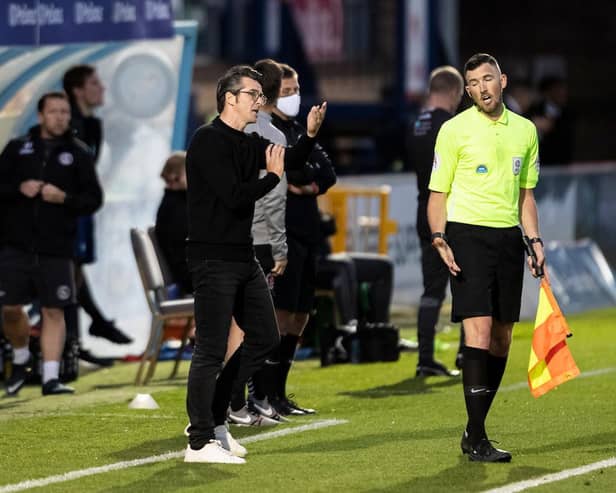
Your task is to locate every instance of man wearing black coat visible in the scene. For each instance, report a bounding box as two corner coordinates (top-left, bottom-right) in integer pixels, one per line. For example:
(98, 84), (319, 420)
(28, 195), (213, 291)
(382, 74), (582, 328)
(268, 63), (337, 415)
(183, 65), (326, 464)
(62, 65), (132, 354)
(0, 92), (103, 396)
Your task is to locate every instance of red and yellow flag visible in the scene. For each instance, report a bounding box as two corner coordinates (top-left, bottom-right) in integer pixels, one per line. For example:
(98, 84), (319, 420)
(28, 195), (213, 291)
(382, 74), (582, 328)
(528, 278), (580, 398)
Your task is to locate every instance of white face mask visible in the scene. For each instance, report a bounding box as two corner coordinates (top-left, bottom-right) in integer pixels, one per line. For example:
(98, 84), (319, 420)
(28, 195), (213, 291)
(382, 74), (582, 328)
(276, 93), (301, 117)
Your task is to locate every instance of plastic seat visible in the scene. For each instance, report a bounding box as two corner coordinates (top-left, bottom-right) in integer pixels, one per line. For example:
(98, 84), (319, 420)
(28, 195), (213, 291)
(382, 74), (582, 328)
(130, 227), (194, 385)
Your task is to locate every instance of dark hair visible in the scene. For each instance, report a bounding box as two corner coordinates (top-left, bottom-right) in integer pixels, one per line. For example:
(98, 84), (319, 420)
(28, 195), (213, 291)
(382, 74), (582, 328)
(463, 53), (501, 78)
(37, 92), (69, 112)
(63, 65), (96, 102)
(279, 63), (298, 80)
(429, 66), (463, 95)
(253, 59), (283, 104)
(215, 65), (263, 114)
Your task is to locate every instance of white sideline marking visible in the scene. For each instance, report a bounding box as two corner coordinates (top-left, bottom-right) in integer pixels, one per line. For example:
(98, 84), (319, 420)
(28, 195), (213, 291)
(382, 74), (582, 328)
(483, 456), (616, 493)
(6, 413), (177, 421)
(500, 367), (616, 393)
(0, 419), (347, 493)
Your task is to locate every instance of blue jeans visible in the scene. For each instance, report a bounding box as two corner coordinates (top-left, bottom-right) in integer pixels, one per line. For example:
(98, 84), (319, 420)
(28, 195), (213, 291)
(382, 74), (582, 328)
(186, 257), (279, 449)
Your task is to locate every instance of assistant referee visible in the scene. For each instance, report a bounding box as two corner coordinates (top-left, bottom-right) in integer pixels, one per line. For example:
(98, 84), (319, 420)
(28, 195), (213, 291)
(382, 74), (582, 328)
(428, 53), (545, 463)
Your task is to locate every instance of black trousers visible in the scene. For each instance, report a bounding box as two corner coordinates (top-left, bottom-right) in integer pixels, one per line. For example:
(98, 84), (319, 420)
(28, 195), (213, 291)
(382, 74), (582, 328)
(417, 235), (450, 364)
(186, 257), (279, 449)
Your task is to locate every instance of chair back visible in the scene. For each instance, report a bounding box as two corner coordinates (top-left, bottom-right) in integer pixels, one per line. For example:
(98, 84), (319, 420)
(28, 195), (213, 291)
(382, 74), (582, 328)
(130, 228), (166, 308)
(147, 226), (175, 287)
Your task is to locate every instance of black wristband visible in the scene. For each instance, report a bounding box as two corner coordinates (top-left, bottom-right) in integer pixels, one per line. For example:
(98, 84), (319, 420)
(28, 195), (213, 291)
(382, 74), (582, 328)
(529, 237), (543, 246)
(431, 232), (447, 242)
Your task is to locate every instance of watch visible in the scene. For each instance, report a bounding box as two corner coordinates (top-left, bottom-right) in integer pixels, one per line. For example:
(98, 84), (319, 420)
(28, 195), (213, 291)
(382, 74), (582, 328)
(431, 232), (447, 242)
(529, 237), (544, 246)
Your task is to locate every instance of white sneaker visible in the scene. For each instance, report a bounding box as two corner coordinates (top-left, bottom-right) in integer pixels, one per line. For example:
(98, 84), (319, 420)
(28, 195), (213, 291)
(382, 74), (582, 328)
(184, 440), (245, 464)
(215, 423), (247, 457)
(184, 424), (248, 458)
(227, 406), (279, 427)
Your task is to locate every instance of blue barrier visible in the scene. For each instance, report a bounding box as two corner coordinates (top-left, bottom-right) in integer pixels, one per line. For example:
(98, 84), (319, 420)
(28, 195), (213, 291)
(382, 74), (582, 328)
(0, 0), (173, 45)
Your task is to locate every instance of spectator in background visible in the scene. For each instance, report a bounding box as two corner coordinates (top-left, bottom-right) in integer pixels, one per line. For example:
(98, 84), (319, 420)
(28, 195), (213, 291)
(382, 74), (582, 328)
(527, 75), (574, 165)
(407, 66), (463, 378)
(155, 151), (192, 296)
(0, 92), (103, 396)
(269, 63), (337, 415)
(504, 79), (533, 115)
(62, 66), (132, 366)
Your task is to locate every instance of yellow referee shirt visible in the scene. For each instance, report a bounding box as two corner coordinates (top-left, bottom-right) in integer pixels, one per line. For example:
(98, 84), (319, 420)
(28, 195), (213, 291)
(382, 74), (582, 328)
(429, 105), (539, 227)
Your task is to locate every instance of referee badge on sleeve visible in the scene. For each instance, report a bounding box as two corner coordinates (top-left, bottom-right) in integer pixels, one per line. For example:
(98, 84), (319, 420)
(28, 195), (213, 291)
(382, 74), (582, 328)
(512, 157), (522, 175)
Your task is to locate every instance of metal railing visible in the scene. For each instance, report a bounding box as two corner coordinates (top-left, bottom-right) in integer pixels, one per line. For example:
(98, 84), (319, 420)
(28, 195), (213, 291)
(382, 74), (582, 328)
(318, 185), (397, 254)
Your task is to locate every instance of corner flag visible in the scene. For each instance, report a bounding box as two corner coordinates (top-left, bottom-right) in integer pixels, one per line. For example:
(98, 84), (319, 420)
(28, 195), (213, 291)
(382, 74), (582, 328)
(528, 278), (580, 398)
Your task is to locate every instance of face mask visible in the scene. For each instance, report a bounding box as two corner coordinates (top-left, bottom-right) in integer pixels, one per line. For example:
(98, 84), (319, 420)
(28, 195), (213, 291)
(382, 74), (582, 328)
(276, 93), (301, 117)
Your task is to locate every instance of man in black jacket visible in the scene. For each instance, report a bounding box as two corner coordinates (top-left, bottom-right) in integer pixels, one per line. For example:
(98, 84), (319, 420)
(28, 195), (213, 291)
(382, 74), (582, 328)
(63, 65), (132, 355)
(407, 66), (464, 377)
(184, 65), (326, 464)
(0, 92), (103, 396)
(269, 63), (337, 415)
(155, 151), (191, 295)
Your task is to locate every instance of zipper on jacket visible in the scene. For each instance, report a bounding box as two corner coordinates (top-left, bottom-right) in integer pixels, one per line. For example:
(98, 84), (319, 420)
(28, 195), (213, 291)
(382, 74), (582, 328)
(30, 155), (46, 253)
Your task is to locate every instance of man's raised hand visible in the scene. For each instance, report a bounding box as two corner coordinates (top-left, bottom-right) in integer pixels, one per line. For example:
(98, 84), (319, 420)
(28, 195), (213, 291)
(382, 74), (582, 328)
(306, 102), (327, 138)
(265, 144), (285, 178)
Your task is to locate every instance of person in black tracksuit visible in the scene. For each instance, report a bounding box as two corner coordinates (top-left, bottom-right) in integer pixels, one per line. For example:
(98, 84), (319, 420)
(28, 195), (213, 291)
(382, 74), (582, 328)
(0, 92), (103, 396)
(62, 65), (132, 361)
(266, 64), (337, 415)
(155, 152), (192, 296)
(406, 66), (464, 377)
(183, 65), (327, 464)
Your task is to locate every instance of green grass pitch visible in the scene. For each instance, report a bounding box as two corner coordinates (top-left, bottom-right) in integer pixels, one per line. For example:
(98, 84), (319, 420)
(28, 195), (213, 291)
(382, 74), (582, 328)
(1, 307), (615, 492)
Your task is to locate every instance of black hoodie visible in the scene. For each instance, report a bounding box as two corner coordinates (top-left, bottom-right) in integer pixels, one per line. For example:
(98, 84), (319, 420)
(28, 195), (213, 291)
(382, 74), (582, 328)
(0, 125), (103, 257)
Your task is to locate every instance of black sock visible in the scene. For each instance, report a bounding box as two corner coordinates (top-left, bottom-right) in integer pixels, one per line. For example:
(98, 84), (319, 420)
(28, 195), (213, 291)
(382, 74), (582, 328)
(417, 299), (441, 365)
(77, 280), (106, 325)
(486, 353), (507, 414)
(462, 346), (490, 446)
(278, 334), (299, 398)
(458, 323), (466, 355)
(262, 344), (281, 400)
(250, 361), (279, 401)
(247, 376), (258, 399)
(63, 304), (80, 340)
(217, 347), (243, 419)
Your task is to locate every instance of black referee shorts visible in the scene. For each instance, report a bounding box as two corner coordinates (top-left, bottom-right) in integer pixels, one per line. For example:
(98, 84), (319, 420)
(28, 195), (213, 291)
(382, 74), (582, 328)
(272, 236), (317, 313)
(446, 222), (525, 323)
(0, 247), (76, 308)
